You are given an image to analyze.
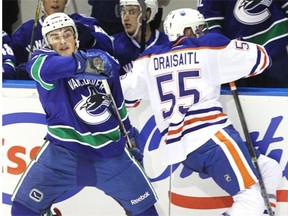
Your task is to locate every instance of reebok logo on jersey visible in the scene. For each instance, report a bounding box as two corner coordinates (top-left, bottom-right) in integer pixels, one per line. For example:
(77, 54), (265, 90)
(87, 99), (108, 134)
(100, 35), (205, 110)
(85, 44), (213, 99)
(130, 191), (150, 205)
(29, 188), (43, 202)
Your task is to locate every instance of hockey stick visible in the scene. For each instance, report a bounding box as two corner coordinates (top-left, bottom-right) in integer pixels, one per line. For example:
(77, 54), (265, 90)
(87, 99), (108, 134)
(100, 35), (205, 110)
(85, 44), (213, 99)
(28, 0), (42, 61)
(102, 80), (134, 149)
(70, 0), (79, 14)
(137, 0), (147, 53)
(168, 165), (172, 216)
(229, 81), (273, 216)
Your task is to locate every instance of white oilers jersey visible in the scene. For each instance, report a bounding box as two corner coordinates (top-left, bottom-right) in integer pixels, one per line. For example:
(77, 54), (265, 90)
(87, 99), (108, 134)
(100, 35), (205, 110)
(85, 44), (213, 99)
(121, 33), (271, 164)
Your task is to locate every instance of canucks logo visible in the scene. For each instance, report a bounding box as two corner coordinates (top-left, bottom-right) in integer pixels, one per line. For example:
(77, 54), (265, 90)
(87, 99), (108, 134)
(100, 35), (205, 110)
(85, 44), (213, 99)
(29, 188), (43, 202)
(74, 86), (111, 125)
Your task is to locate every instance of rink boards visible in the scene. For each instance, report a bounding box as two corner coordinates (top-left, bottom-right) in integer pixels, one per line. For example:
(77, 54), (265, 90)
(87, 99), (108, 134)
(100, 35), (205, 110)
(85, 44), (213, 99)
(2, 80), (288, 215)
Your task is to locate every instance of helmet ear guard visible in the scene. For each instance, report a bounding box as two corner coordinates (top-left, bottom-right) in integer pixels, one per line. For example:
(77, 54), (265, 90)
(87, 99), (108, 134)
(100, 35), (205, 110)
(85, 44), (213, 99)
(42, 12), (79, 48)
(163, 8), (206, 42)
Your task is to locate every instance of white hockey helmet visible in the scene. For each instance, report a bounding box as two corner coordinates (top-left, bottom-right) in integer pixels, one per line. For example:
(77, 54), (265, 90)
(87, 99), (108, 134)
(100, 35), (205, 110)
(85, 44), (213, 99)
(119, 0), (158, 23)
(163, 8), (206, 42)
(42, 12), (78, 47)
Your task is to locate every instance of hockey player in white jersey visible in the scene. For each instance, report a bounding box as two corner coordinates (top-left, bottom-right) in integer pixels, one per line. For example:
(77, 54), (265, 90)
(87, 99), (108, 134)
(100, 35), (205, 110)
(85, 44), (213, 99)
(121, 8), (281, 216)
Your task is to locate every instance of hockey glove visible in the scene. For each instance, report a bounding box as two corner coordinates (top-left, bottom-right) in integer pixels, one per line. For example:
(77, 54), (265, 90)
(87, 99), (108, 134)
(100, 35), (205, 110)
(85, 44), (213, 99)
(16, 63), (31, 80)
(75, 21), (96, 49)
(73, 50), (113, 80)
(128, 127), (144, 164)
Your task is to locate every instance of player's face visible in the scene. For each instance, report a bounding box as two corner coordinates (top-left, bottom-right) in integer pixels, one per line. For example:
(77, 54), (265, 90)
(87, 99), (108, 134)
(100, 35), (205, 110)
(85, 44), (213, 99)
(42, 0), (67, 17)
(47, 26), (76, 56)
(194, 24), (207, 38)
(120, 5), (141, 36)
(184, 25), (207, 38)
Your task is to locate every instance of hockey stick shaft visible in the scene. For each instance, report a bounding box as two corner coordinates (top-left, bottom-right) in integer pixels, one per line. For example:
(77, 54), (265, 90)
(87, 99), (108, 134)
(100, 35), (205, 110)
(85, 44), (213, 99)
(102, 80), (134, 149)
(70, 0), (79, 14)
(229, 81), (273, 216)
(28, 0), (41, 61)
(137, 0), (147, 53)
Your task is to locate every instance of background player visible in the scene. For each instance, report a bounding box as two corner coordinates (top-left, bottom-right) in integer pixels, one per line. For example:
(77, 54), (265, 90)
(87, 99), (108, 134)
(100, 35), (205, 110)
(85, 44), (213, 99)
(112, 0), (170, 76)
(197, 0), (288, 88)
(2, 30), (17, 79)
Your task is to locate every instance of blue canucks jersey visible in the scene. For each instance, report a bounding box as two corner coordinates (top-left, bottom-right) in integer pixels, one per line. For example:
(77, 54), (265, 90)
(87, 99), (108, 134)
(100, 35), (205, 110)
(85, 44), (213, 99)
(112, 30), (170, 75)
(2, 31), (16, 79)
(11, 13), (114, 65)
(26, 48), (131, 159)
(197, 0), (288, 57)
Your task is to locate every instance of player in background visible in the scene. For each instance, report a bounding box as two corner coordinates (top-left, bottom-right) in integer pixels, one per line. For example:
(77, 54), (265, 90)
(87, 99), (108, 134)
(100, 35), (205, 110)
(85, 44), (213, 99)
(2, 30), (17, 79)
(120, 8), (278, 216)
(197, 0), (288, 88)
(11, 0), (113, 79)
(112, 0), (170, 76)
(11, 12), (158, 216)
(88, 0), (170, 35)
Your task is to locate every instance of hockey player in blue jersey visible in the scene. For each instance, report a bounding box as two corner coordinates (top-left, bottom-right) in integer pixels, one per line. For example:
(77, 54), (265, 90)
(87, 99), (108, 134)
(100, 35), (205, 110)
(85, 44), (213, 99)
(11, 12), (158, 216)
(197, 0), (288, 87)
(112, 0), (170, 76)
(120, 8), (281, 216)
(2, 30), (17, 79)
(11, 0), (113, 79)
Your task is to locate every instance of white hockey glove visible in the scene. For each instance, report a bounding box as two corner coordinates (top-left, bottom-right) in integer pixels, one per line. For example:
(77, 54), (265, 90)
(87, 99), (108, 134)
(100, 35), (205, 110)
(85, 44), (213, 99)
(73, 50), (112, 80)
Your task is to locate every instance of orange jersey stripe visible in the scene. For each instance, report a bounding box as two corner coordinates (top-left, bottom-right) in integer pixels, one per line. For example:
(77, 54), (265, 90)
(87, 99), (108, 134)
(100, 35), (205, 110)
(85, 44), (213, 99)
(167, 113), (227, 136)
(216, 130), (256, 189)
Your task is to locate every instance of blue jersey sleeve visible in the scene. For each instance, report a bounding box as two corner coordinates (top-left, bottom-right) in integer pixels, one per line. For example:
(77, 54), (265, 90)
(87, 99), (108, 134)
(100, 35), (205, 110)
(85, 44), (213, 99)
(26, 48), (77, 86)
(2, 31), (17, 79)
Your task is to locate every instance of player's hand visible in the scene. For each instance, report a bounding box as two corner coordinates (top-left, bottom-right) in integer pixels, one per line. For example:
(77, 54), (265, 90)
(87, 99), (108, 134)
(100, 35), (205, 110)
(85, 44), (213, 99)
(129, 147), (143, 164)
(128, 127), (144, 164)
(75, 21), (95, 49)
(73, 50), (113, 80)
(16, 63), (31, 80)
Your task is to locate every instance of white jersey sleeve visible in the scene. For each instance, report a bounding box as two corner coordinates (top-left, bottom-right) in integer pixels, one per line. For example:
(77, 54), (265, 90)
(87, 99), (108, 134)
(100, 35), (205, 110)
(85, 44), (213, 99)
(120, 56), (149, 101)
(219, 39), (271, 84)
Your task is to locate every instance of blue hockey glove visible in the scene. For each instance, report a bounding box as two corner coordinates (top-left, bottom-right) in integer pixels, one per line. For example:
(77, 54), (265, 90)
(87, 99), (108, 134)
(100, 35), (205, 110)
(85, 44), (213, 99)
(128, 127), (144, 163)
(75, 22), (96, 49)
(73, 50), (113, 80)
(129, 147), (143, 165)
(16, 63), (31, 80)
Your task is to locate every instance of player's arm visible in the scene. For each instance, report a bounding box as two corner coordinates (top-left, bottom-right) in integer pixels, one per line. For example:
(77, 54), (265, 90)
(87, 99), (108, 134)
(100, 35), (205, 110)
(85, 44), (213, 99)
(26, 49), (113, 88)
(120, 56), (148, 103)
(71, 13), (114, 55)
(219, 39), (271, 84)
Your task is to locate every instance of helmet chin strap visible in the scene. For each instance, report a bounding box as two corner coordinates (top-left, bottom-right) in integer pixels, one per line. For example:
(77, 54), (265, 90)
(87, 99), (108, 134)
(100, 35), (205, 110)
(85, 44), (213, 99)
(124, 14), (142, 39)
